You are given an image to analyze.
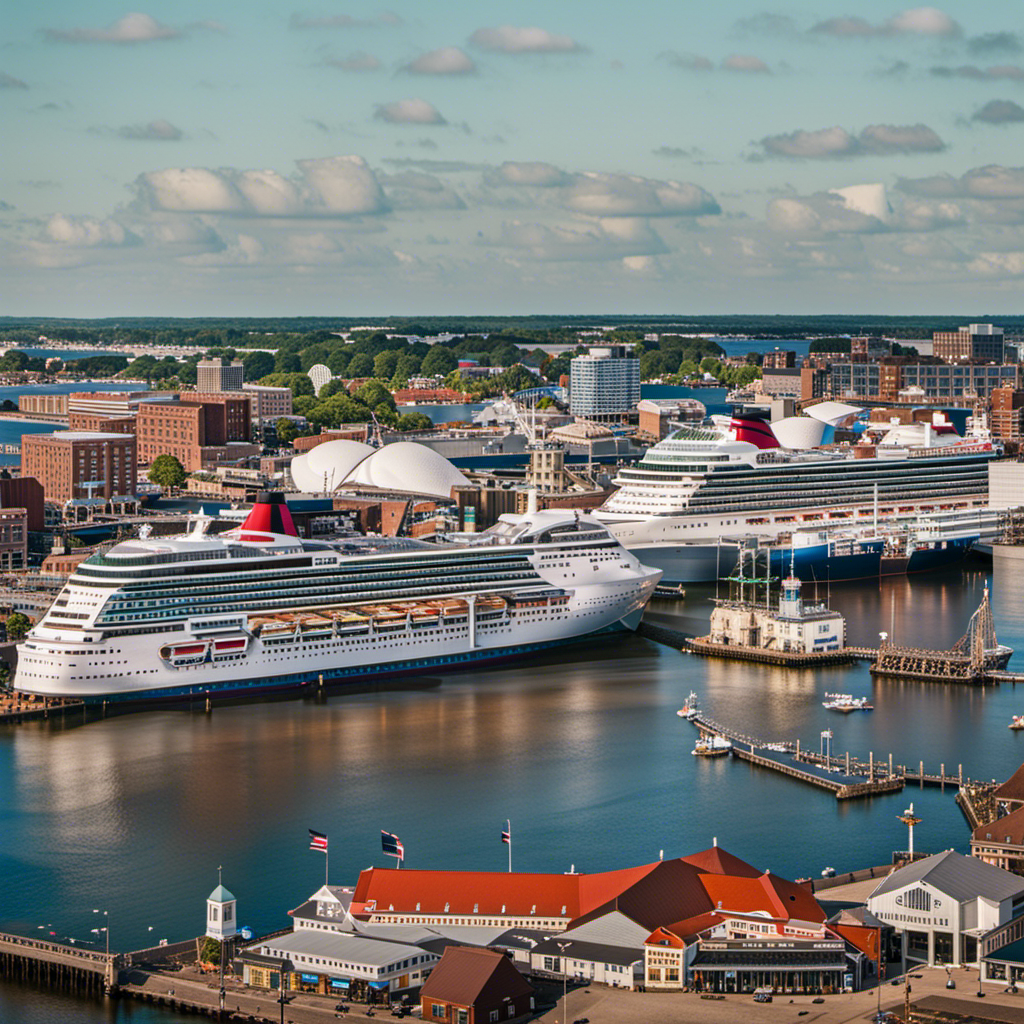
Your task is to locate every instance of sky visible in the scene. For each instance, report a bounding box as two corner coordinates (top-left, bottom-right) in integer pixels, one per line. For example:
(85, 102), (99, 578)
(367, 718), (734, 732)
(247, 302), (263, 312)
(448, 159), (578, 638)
(3, 1), (1024, 317)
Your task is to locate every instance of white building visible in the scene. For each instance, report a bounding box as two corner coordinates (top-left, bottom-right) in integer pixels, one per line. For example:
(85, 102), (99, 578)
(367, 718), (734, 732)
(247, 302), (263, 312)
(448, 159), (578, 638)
(569, 347), (640, 421)
(243, 384), (293, 425)
(867, 850), (1024, 969)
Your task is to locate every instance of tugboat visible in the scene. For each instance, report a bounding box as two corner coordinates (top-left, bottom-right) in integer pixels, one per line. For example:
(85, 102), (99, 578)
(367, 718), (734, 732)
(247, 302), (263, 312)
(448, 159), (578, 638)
(692, 734), (732, 757)
(677, 691), (701, 720)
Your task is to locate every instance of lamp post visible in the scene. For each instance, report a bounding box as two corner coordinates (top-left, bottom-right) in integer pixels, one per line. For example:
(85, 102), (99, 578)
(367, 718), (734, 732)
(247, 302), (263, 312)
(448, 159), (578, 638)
(557, 941), (572, 1024)
(92, 909), (110, 956)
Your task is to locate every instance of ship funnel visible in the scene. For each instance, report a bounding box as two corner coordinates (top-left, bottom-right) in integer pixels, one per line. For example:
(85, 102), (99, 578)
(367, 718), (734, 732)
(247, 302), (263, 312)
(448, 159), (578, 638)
(239, 492), (298, 537)
(729, 413), (779, 450)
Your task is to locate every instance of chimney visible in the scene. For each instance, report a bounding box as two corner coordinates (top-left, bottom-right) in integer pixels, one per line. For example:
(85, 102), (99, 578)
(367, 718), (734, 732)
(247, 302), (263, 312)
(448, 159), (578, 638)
(239, 492), (297, 536)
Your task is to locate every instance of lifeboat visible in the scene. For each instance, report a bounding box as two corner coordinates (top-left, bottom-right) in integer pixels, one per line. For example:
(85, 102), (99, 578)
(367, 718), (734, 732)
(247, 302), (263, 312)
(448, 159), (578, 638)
(211, 636), (249, 659)
(159, 641), (210, 667)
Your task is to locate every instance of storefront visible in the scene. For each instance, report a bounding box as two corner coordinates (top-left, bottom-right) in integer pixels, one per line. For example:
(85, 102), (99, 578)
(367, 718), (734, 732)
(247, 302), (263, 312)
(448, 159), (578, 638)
(690, 942), (848, 994)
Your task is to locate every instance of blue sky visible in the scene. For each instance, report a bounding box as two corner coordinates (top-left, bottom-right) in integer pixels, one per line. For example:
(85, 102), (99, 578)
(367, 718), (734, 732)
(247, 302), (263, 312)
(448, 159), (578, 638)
(3, 1), (1024, 316)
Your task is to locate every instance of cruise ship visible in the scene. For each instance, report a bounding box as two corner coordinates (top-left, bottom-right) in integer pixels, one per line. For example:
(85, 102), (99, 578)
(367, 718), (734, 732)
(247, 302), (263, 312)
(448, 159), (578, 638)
(594, 413), (1000, 583)
(16, 495), (661, 704)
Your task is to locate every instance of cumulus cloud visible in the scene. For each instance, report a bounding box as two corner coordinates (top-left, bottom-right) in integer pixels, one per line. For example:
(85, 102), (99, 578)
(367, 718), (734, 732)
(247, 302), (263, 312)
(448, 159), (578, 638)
(133, 155), (387, 217)
(116, 119), (183, 141)
(897, 165), (1024, 200)
(491, 218), (668, 262)
(0, 72), (28, 89)
(374, 98), (446, 124)
(722, 54), (771, 73)
(972, 100), (1024, 124)
(44, 13), (180, 43)
(659, 51), (714, 71)
(403, 47), (476, 75)
(324, 52), (381, 72)
(44, 214), (138, 246)
(759, 123), (944, 158)
(469, 26), (582, 53)
(811, 6), (961, 38)
(767, 188), (890, 236)
(968, 251), (1024, 276)
(894, 199), (965, 231)
(563, 172), (720, 217)
(489, 161), (570, 187)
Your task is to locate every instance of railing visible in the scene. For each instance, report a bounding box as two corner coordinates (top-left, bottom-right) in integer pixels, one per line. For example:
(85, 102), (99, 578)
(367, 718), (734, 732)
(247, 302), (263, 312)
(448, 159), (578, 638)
(0, 930), (118, 968)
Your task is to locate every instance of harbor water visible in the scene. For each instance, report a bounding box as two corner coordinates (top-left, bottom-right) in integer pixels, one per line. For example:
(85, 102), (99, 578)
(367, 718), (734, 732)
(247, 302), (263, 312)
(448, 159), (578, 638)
(3, 559), (1023, 1021)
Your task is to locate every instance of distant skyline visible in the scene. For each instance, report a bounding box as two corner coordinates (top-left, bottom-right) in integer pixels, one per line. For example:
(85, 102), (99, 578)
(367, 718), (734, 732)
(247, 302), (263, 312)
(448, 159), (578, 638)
(3, 1), (1024, 316)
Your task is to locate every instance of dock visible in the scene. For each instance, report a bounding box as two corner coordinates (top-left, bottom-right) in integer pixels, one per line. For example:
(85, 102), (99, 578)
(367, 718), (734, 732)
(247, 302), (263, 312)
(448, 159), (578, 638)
(689, 713), (978, 802)
(0, 930), (118, 995)
(0, 692), (86, 723)
(686, 637), (856, 667)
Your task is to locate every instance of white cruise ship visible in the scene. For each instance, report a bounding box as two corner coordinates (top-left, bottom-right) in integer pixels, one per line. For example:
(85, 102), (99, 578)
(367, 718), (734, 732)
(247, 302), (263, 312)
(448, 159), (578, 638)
(594, 413), (1000, 583)
(16, 495), (661, 704)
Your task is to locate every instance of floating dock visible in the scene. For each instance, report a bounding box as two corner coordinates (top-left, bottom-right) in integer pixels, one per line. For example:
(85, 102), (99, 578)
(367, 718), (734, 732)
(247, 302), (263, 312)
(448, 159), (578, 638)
(685, 637), (855, 667)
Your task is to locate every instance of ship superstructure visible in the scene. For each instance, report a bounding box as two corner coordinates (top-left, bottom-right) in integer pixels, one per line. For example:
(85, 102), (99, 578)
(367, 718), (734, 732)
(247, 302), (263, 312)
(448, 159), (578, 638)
(594, 413), (1000, 582)
(17, 495), (661, 703)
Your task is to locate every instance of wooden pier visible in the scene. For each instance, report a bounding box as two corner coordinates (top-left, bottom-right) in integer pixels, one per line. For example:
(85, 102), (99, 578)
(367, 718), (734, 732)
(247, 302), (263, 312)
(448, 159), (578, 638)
(686, 636), (855, 667)
(0, 930), (119, 995)
(0, 692), (86, 724)
(732, 745), (904, 800)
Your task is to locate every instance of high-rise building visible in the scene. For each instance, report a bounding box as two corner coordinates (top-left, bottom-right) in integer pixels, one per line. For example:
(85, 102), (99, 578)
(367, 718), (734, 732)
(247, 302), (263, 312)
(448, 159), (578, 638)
(933, 324), (1005, 363)
(136, 393), (253, 471)
(21, 432), (137, 503)
(197, 356), (244, 392)
(991, 387), (1024, 441)
(569, 346), (640, 420)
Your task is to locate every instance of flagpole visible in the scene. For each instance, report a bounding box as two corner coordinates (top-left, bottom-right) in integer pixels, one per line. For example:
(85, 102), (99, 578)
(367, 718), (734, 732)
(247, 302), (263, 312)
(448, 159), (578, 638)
(507, 820), (512, 874)
(326, 844), (329, 886)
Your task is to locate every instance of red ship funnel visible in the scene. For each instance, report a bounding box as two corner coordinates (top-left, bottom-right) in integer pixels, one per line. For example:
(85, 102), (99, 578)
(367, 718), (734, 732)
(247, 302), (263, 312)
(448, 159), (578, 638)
(730, 414), (779, 450)
(239, 492), (297, 536)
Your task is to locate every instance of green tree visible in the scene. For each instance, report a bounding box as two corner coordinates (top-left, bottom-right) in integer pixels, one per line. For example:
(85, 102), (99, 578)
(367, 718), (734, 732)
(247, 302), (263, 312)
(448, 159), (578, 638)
(420, 346), (458, 378)
(258, 372), (315, 397)
(536, 396), (555, 410)
(373, 350), (399, 380)
(347, 352), (374, 377)
(275, 351), (301, 374)
(5, 612), (31, 641)
(199, 937), (221, 966)
(276, 418), (300, 444)
(397, 412), (433, 432)
(148, 453), (187, 490)
(353, 379), (395, 411)
(242, 351), (275, 381)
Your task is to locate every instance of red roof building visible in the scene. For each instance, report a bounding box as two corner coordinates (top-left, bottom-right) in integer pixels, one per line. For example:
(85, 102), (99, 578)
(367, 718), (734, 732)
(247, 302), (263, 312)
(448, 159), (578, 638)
(419, 946), (534, 1024)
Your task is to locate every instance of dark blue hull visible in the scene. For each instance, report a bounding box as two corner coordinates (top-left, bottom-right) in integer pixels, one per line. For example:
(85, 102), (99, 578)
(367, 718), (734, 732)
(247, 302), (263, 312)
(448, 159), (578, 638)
(766, 540), (884, 583)
(906, 535), (977, 574)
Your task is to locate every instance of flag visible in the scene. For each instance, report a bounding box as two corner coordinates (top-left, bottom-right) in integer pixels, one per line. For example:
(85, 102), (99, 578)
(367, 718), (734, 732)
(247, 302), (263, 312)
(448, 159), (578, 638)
(501, 827), (511, 845)
(381, 830), (404, 861)
(309, 829), (328, 853)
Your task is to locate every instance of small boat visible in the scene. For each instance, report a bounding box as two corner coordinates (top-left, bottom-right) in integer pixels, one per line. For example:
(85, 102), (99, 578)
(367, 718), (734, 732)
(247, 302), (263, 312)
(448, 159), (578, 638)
(677, 692), (701, 719)
(823, 694), (873, 713)
(1010, 716), (1024, 731)
(692, 735), (732, 757)
(654, 583), (687, 599)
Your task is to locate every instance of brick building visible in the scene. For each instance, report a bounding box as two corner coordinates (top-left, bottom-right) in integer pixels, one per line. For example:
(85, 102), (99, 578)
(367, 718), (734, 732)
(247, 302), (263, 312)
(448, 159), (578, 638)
(242, 383), (293, 424)
(0, 508), (28, 569)
(67, 412), (137, 434)
(762, 350), (795, 369)
(0, 476), (45, 532)
(21, 432), (137, 503)
(933, 323), (1005, 363)
(992, 387), (1024, 441)
(136, 393), (252, 472)
(419, 947), (535, 1024)
(17, 394), (67, 417)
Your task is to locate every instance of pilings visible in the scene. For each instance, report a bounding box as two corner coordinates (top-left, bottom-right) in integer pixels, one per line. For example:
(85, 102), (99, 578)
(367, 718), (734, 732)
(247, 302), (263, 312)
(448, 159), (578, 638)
(0, 931), (118, 995)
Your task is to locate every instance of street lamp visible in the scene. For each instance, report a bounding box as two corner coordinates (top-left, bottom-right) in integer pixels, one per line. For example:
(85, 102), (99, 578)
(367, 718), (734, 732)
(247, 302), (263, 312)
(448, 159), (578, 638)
(92, 909), (110, 956)
(557, 942), (572, 1024)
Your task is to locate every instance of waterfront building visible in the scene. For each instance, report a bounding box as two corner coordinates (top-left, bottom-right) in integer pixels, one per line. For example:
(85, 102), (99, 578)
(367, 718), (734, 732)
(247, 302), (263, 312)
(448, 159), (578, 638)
(569, 347), (640, 421)
(992, 387), (1024, 441)
(17, 393), (67, 417)
(136, 393), (253, 472)
(21, 431), (137, 504)
(933, 323), (1005, 363)
(761, 367), (802, 399)
(0, 508), (28, 569)
(419, 946), (535, 1024)
(636, 398), (706, 441)
(972, 806), (1024, 875)
(0, 476), (45, 532)
(994, 763), (1024, 817)
(866, 849), (1024, 969)
(197, 356), (244, 393)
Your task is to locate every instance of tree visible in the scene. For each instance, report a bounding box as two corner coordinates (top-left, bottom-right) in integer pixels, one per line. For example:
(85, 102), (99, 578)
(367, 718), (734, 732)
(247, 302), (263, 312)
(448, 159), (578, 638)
(275, 351), (301, 374)
(148, 453), (187, 490)
(353, 379), (395, 411)
(373, 350), (399, 380)
(199, 937), (221, 966)
(347, 352), (374, 377)
(397, 412), (433, 432)
(5, 612), (31, 642)
(242, 351), (275, 381)
(276, 418), (300, 444)
(420, 346), (458, 378)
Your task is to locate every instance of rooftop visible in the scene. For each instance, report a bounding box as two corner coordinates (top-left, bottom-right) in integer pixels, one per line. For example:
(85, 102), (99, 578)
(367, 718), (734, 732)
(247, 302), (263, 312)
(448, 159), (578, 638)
(870, 849), (1024, 904)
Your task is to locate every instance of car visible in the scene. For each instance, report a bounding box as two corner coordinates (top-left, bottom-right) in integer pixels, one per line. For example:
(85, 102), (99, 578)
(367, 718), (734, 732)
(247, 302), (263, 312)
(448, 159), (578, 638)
(573, 1018), (590, 1024)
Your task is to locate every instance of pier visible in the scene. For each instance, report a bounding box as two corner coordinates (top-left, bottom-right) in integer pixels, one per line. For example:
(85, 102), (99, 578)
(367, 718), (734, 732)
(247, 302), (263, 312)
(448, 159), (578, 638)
(0, 930), (118, 995)
(689, 713), (981, 802)
(686, 637), (855, 667)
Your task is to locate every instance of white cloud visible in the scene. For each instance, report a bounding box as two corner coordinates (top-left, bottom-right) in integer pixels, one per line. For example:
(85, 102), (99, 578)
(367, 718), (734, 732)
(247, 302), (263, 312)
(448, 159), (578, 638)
(811, 6), (961, 38)
(45, 13), (180, 43)
(134, 156), (387, 217)
(894, 200), (964, 231)
(374, 99), (447, 124)
(0, 72), (28, 89)
(563, 172), (720, 217)
(181, 234), (264, 266)
(490, 161), (570, 187)
(721, 54), (771, 73)
(968, 252), (1024, 276)
(469, 26), (582, 53)
(973, 100), (1024, 124)
(44, 214), (137, 246)
(760, 123), (944, 158)
(403, 47), (476, 75)
(491, 218), (667, 262)
(379, 171), (466, 210)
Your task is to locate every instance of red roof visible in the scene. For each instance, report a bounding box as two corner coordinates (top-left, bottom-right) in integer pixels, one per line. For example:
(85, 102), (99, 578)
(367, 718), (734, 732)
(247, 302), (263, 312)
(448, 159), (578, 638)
(833, 923), (879, 960)
(699, 873), (825, 923)
(351, 861), (660, 920)
(682, 847), (762, 878)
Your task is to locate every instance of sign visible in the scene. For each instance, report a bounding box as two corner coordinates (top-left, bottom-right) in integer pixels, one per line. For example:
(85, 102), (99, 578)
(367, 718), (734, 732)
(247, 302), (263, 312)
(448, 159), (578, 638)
(331, 979), (351, 989)
(301, 973), (319, 983)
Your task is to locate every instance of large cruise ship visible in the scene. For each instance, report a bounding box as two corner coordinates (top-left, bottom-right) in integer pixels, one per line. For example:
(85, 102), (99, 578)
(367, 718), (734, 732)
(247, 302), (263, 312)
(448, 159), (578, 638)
(594, 414), (1000, 583)
(16, 495), (661, 704)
